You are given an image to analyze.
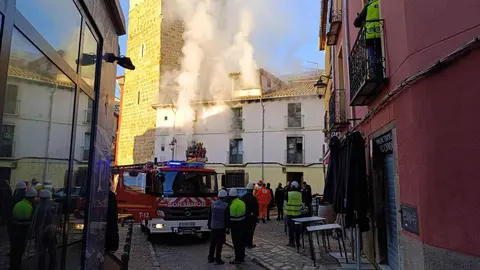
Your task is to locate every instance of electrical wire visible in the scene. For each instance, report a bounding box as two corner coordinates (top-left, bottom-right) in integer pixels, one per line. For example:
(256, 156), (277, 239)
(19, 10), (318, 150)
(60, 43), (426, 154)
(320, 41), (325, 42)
(353, 36), (480, 130)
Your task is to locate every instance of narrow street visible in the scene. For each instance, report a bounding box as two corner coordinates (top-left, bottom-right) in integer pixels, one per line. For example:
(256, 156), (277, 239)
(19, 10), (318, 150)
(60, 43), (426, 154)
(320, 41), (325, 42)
(116, 224), (265, 270)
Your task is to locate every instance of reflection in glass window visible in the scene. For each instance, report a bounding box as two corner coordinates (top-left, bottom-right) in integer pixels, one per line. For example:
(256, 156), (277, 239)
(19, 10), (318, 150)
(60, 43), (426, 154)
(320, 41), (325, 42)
(81, 26), (98, 89)
(3, 28), (75, 270)
(16, 0), (82, 71)
(70, 91), (94, 265)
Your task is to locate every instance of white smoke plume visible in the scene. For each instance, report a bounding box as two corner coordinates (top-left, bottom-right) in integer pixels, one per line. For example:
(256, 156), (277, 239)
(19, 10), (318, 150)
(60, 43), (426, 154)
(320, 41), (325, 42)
(161, 0), (300, 138)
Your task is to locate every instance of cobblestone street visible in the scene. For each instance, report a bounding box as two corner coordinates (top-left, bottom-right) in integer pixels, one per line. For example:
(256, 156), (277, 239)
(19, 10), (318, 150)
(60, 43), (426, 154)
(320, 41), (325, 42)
(121, 224), (265, 270)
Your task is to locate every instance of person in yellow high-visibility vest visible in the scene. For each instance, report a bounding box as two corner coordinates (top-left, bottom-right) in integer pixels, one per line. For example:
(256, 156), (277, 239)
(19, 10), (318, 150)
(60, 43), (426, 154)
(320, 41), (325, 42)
(285, 181), (302, 248)
(354, 0), (384, 80)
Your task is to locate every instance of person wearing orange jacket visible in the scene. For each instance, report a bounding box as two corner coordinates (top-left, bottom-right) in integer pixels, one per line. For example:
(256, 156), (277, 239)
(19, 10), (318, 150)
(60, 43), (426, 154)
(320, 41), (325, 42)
(255, 183), (271, 223)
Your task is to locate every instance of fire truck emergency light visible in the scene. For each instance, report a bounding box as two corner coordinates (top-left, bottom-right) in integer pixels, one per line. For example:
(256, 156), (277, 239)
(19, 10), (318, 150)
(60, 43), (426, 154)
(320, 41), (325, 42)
(166, 160), (206, 168)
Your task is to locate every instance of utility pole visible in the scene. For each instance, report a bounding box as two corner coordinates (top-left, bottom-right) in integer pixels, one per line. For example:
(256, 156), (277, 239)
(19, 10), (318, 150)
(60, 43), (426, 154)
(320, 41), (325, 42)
(169, 137), (177, 160)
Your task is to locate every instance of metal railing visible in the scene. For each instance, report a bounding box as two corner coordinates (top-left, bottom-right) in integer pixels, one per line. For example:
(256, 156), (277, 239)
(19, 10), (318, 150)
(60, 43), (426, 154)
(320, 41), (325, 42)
(228, 151), (244, 164)
(349, 19), (386, 105)
(0, 141), (14, 157)
(285, 115), (304, 129)
(231, 117), (243, 131)
(83, 148), (90, 161)
(328, 89), (347, 131)
(329, 9), (342, 24)
(3, 100), (20, 115)
(285, 150), (305, 164)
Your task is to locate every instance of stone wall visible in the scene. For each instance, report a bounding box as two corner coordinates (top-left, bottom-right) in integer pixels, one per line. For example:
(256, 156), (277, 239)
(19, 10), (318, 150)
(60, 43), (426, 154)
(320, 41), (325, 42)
(117, 0), (184, 165)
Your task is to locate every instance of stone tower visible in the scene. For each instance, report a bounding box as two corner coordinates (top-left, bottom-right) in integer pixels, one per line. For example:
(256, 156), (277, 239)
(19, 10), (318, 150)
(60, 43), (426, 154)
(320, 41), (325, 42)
(117, 0), (184, 165)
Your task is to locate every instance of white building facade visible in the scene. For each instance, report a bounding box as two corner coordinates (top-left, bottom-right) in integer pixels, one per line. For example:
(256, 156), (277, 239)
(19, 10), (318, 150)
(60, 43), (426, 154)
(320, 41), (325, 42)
(152, 71), (327, 193)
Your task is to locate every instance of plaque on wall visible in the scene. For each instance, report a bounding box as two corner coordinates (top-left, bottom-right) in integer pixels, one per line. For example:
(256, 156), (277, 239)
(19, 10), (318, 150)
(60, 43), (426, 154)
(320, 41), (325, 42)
(374, 130), (393, 154)
(400, 203), (420, 235)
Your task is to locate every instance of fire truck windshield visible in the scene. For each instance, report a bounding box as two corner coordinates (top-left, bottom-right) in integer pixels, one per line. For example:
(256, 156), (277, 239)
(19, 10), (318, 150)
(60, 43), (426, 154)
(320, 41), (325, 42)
(162, 171), (217, 197)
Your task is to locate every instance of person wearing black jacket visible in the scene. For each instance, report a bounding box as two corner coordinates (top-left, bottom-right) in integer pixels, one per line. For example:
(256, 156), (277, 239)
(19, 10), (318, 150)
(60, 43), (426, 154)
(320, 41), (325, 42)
(274, 183), (284, 220)
(266, 183), (274, 221)
(105, 189), (119, 252)
(241, 183), (258, 249)
(301, 181), (313, 217)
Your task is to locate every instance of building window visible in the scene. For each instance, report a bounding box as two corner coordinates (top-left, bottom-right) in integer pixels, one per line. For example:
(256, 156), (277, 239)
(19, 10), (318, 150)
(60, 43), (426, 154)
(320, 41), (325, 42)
(0, 124), (15, 157)
(83, 133), (91, 160)
(229, 139), (244, 164)
(164, 116), (168, 121)
(286, 103), (303, 128)
(286, 136), (304, 164)
(231, 107), (243, 130)
(4, 84), (19, 115)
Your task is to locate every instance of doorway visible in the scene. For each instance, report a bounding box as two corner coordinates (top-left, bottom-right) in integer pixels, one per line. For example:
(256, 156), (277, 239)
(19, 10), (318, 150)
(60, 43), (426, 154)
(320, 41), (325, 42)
(372, 130), (399, 269)
(286, 172), (303, 185)
(225, 170), (246, 188)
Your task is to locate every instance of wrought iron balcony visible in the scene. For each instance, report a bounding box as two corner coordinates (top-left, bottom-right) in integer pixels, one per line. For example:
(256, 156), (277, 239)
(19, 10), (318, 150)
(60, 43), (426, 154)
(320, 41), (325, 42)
(0, 141), (14, 158)
(230, 117), (244, 132)
(228, 151), (244, 164)
(328, 89), (348, 131)
(3, 100), (20, 115)
(349, 19), (387, 106)
(327, 10), (342, 46)
(285, 150), (305, 164)
(285, 115), (304, 129)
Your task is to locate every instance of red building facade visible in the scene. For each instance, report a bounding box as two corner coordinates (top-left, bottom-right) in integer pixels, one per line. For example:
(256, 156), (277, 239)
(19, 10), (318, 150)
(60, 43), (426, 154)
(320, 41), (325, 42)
(320, 0), (480, 269)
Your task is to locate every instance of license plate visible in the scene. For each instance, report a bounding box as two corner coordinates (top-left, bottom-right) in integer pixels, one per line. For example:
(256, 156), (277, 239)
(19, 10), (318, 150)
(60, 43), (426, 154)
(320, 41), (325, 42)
(179, 222), (195, 227)
(180, 228), (195, 235)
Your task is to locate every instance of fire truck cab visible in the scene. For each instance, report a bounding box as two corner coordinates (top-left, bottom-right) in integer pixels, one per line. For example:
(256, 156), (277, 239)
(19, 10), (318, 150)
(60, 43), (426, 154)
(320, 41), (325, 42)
(113, 159), (221, 240)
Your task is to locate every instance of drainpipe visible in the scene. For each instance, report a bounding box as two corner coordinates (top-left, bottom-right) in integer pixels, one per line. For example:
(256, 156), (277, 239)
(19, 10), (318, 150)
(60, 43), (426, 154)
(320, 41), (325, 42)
(343, 0), (355, 128)
(260, 99), (265, 181)
(43, 83), (57, 181)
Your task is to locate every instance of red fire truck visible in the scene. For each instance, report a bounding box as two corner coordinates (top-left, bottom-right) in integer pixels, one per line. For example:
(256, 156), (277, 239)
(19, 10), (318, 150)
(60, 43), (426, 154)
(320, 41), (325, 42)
(112, 156), (222, 240)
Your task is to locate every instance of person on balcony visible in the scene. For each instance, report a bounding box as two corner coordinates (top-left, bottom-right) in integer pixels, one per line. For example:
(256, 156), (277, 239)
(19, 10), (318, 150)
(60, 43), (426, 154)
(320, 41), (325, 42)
(354, 0), (384, 80)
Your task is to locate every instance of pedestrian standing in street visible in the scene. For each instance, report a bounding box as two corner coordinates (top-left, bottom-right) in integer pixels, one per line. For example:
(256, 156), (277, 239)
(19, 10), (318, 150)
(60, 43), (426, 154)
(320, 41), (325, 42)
(301, 180), (313, 217)
(0, 179), (12, 225)
(256, 183), (271, 223)
(283, 181), (291, 235)
(266, 183), (274, 221)
(228, 188), (246, 264)
(285, 181), (302, 247)
(34, 190), (57, 270)
(241, 182), (258, 248)
(207, 190), (229, 265)
(10, 187), (37, 270)
(275, 183), (285, 221)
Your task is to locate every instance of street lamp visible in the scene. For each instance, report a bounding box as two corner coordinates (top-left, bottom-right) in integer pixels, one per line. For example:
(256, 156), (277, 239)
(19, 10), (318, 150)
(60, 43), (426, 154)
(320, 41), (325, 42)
(314, 75), (332, 89)
(76, 52), (136, 70)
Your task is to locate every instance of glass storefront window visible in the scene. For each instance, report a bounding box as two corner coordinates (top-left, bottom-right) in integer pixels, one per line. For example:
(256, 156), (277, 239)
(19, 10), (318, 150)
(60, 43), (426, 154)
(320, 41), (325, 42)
(64, 91), (93, 266)
(15, 0), (82, 71)
(1, 28), (75, 269)
(81, 26), (98, 90)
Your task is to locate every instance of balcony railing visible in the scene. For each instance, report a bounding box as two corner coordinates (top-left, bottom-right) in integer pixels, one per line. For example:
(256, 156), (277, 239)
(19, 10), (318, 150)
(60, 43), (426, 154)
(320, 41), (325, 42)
(285, 150), (305, 164)
(285, 115), (304, 129)
(0, 141), (14, 158)
(83, 148), (90, 161)
(231, 118), (244, 132)
(327, 10), (342, 46)
(349, 19), (387, 106)
(228, 151), (244, 164)
(3, 100), (20, 115)
(328, 89), (348, 131)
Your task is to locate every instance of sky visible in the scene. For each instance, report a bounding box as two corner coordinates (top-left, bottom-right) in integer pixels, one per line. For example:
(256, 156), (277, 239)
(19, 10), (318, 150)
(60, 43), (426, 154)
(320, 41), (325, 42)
(115, 0), (325, 97)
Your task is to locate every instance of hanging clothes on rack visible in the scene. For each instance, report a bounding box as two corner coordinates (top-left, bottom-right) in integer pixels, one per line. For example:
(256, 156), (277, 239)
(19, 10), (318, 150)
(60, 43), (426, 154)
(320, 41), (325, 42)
(323, 136), (342, 204)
